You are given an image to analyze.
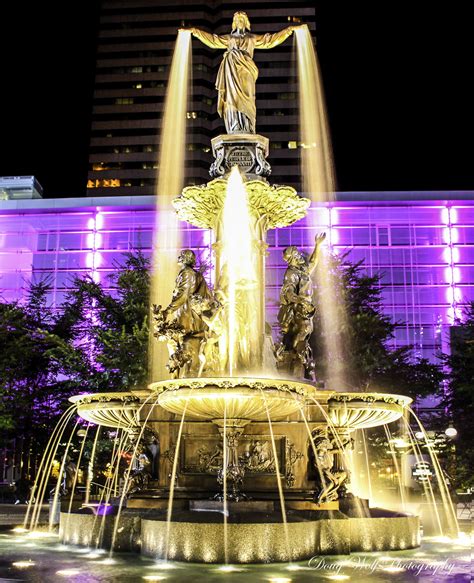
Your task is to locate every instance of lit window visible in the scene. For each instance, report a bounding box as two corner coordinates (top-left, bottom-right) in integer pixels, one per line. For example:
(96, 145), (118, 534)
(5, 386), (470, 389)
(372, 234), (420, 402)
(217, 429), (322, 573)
(133, 83), (143, 89)
(186, 112), (198, 119)
(288, 141), (297, 149)
(131, 66), (143, 73)
(87, 179), (121, 189)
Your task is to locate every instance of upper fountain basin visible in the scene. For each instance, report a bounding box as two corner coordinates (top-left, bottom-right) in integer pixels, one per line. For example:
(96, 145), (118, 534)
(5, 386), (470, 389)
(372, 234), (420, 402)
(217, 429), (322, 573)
(69, 391), (150, 430)
(149, 377), (317, 422)
(70, 383), (412, 431)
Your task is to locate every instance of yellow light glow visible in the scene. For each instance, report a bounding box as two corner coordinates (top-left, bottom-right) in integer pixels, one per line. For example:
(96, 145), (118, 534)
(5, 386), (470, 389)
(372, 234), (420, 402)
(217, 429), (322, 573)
(150, 29), (191, 380)
(13, 561), (35, 568)
(150, 562), (176, 570)
(221, 166), (258, 374)
(26, 531), (56, 539)
(11, 527), (28, 533)
(56, 569), (81, 576)
(294, 25), (335, 199)
(326, 576), (350, 581)
(217, 565), (244, 572)
(143, 577), (167, 582)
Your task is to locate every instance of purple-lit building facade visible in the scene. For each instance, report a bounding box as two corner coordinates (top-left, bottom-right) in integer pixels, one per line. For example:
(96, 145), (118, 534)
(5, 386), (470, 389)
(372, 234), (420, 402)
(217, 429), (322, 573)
(0, 192), (473, 365)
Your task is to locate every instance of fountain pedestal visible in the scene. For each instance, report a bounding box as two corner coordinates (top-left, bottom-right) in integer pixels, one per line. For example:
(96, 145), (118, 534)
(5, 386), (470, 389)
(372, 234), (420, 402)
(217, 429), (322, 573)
(210, 133), (271, 179)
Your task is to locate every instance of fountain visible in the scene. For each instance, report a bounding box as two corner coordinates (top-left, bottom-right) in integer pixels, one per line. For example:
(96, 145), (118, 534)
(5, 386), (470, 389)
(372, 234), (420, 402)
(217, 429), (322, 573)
(54, 14), (426, 563)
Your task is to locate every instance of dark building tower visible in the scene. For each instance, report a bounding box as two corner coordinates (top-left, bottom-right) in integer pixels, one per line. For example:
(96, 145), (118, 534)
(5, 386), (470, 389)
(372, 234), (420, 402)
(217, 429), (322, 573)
(87, 0), (316, 197)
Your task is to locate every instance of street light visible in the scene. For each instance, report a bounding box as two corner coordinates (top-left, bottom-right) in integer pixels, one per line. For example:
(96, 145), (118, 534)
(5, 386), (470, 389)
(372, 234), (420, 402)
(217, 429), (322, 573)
(445, 426), (457, 438)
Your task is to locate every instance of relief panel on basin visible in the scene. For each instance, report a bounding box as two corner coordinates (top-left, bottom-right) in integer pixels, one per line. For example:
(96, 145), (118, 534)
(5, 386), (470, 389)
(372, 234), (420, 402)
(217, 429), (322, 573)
(180, 434), (284, 476)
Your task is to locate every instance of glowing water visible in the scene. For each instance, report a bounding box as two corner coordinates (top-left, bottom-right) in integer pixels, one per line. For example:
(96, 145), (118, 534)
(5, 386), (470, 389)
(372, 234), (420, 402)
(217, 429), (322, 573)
(149, 30), (192, 381)
(220, 166), (259, 374)
(383, 424), (407, 509)
(294, 25), (346, 389)
(164, 395), (192, 562)
(85, 427), (101, 506)
(261, 391), (291, 562)
(24, 405), (76, 531)
(48, 420), (80, 531)
(109, 393), (160, 555)
(407, 409), (459, 536)
(294, 25), (335, 199)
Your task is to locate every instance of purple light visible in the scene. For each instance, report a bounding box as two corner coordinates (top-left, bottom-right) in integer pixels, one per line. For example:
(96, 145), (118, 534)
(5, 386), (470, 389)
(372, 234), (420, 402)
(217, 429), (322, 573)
(0, 196), (472, 362)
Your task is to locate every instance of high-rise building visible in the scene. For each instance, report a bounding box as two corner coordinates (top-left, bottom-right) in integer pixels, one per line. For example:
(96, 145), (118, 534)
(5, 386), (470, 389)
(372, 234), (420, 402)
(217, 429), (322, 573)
(87, 0), (315, 197)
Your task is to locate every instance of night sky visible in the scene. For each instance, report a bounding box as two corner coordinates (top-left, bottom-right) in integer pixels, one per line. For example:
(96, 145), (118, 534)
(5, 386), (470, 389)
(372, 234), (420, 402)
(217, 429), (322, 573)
(0, 2), (471, 198)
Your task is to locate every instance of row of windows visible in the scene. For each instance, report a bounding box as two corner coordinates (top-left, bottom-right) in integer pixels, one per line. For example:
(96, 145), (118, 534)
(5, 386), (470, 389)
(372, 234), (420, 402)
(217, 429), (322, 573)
(88, 142), (299, 155)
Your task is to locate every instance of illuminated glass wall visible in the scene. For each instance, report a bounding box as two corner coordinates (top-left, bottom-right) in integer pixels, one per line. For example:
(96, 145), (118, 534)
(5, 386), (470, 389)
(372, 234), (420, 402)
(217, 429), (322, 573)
(0, 195), (472, 361)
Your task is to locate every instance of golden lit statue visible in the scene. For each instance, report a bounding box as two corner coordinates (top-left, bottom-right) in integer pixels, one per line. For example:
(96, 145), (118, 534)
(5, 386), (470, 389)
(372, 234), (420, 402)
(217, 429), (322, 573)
(185, 12), (299, 134)
(276, 233), (326, 379)
(153, 250), (213, 378)
(310, 429), (347, 504)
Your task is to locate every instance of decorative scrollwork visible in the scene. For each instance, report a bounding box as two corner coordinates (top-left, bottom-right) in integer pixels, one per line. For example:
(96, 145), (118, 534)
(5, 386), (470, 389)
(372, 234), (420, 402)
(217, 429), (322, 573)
(173, 179), (309, 230)
(209, 145), (226, 178)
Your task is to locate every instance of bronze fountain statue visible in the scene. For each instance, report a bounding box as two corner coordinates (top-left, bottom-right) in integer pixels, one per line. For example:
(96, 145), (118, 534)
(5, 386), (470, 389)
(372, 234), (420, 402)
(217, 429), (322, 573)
(183, 12), (300, 134)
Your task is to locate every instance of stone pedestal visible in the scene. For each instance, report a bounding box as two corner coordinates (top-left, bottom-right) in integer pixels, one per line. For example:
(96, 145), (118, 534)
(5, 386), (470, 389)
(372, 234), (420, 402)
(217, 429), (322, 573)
(210, 134), (271, 179)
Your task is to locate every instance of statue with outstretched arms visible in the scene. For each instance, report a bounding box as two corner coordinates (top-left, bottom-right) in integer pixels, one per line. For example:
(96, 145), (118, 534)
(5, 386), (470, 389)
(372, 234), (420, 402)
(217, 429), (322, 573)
(183, 12), (300, 134)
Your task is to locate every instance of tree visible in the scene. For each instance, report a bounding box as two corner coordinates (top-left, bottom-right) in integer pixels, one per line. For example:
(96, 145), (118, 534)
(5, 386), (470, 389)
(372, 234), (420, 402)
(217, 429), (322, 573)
(0, 280), (87, 480)
(61, 249), (151, 392)
(0, 250), (151, 482)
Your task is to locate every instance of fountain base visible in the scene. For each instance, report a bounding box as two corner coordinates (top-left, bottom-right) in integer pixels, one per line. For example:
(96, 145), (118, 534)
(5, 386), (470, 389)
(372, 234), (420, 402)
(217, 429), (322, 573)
(60, 508), (419, 561)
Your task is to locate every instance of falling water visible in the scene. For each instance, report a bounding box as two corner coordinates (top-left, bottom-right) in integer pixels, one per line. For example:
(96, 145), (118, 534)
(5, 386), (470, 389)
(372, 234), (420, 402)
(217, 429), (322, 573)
(360, 429), (374, 502)
(24, 405), (76, 530)
(402, 419), (444, 534)
(62, 424), (91, 536)
(149, 30), (192, 381)
(109, 393), (161, 555)
(261, 391), (291, 562)
(48, 420), (80, 531)
(95, 428), (129, 548)
(294, 25), (335, 200)
(85, 427), (101, 506)
(294, 25), (346, 390)
(383, 424), (408, 509)
(164, 396), (192, 561)
(406, 410), (459, 536)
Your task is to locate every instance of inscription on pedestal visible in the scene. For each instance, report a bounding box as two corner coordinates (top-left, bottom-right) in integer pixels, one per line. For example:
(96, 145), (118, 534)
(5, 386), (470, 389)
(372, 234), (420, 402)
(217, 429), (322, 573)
(210, 134), (272, 179)
(227, 147), (254, 171)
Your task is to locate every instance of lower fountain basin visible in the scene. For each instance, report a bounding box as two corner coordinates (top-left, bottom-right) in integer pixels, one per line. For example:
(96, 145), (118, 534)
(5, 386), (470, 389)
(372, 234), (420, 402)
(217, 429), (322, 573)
(149, 377), (318, 422)
(59, 508), (420, 561)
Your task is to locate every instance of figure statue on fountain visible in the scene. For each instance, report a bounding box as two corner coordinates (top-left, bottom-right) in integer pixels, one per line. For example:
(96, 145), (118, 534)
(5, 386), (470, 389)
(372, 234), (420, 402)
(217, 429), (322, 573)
(276, 232), (326, 380)
(185, 12), (300, 134)
(126, 444), (153, 496)
(153, 250), (213, 378)
(310, 429), (348, 504)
